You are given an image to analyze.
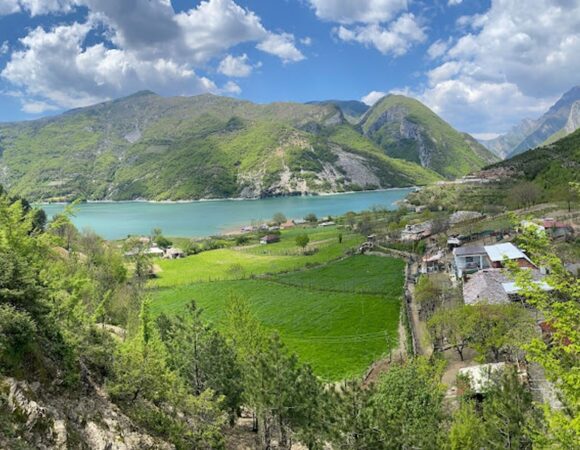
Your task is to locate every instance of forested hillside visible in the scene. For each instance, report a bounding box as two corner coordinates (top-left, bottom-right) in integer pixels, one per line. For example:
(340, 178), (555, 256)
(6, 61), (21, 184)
(487, 127), (580, 195)
(0, 92), (441, 202)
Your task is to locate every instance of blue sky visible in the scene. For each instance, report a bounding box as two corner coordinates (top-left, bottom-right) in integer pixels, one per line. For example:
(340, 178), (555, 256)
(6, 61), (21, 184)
(0, 0), (578, 138)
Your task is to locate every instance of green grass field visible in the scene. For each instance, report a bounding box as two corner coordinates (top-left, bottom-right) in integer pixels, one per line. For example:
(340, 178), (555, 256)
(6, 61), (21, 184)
(151, 227), (364, 287)
(149, 229), (404, 381)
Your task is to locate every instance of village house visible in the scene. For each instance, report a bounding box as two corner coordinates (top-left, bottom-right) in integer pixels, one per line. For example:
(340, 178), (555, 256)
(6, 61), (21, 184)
(542, 218), (574, 239)
(145, 245), (165, 257)
(164, 247), (185, 259)
(484, 242), (536, 269)
(420, 251), (445, 274)
(260, 234), (280, 245)
(453, 242), (535, 278)
(318, 221), (335, 227)
(462, 269), (551, 305)
(453, 245), (489, 277)
(281, 220), (295, 229)
(400, 221), (432, 241)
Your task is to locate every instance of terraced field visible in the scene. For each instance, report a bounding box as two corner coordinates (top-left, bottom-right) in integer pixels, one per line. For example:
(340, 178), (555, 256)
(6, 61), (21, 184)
(149, 228), (404, 380)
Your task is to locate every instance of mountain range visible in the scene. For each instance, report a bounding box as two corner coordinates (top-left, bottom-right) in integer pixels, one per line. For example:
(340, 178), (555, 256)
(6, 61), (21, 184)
(0, 91), (497, 202)
(481, 86), (580, 159)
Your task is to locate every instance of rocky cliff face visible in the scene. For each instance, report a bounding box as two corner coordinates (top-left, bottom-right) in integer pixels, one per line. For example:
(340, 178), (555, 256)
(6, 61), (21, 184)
(1, 375), (172, 450)
(564, 100), (580, 134)
(359, 95), (498, 178)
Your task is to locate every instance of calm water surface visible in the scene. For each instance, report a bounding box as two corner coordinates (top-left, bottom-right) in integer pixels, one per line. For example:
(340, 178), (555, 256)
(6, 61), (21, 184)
(40, 189), (412, 239)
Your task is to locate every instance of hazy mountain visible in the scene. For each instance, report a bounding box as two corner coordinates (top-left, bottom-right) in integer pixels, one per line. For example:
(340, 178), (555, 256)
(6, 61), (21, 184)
(0, 91), (440, 202)
(481, 86), (580, 159)
(359, 95), (499, 179)
(307, 100), (369, 123)
(479, 118), (538, 159)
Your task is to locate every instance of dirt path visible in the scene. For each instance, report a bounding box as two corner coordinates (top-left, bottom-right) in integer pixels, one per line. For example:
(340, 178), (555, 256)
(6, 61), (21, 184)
(407, 261), (433, 357)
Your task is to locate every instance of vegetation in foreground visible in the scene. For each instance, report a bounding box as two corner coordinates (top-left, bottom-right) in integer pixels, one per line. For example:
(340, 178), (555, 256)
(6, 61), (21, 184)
(1, 182), (578, 449)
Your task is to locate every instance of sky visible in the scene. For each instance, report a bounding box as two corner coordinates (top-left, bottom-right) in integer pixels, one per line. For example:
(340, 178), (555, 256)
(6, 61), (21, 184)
(0, 0), (579, 138)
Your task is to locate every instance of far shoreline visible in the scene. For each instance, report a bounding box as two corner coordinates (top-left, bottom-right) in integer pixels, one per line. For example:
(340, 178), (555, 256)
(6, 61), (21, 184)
(34, 186), (419, 206)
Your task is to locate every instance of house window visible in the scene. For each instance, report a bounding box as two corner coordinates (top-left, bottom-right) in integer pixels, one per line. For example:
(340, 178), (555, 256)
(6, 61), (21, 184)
(465, 256), (474, 263)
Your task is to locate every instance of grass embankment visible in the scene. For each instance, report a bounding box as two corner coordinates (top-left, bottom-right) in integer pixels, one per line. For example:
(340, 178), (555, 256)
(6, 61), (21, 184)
(149, 228), (404, 381)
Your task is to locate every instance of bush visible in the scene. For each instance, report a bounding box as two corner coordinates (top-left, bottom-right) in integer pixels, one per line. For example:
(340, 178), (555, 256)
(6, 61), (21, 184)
(304, 213), (318, 223)
(0, 304), (37, 364)
(235, 235), (250, 246)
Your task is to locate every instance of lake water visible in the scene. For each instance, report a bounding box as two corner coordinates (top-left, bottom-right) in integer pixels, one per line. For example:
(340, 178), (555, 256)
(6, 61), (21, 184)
(40, 189), (412, 239)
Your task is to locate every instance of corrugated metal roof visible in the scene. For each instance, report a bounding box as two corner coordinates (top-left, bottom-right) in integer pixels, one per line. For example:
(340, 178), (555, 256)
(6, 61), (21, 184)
(501, 281), (553, 295)
(453, 245), (486, 256)
(484, 243), (526, 262)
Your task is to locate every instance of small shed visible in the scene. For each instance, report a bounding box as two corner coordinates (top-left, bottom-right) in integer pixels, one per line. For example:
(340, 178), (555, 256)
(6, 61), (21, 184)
(447, 237), (462, 249)
(145, 246), (165, 257)
(459, 362), (506, 394)
(164, 247), (185, 259)
(421, 251), (444, 274)
(260, 234), (280, 245)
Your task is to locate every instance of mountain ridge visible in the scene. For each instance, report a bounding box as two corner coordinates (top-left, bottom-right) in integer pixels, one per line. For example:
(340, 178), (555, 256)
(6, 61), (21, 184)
(0, 91), (443, 201)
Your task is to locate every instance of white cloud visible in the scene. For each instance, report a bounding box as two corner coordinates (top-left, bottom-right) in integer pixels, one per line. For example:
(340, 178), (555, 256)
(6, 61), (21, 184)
(221, 80), (241, 95)
(336, 13), (426, 56)
(361, 90), (387, 106)
(21, 99), (60, 113)
(448, 0), (462, 5)
(426, 39), (450, 60)
(218, 54), (253, 77)
(0, 0), (76, 16)
(418, 0), (580, 134)
(301, 37), (313, 46)
(1, 23), (218, 109)
(0, 0), (19, 15)
(0, 41), (9, 54)
(308, 0), (407, 24)
(1, 0), (306, 112)
(257, 32), (305, 63)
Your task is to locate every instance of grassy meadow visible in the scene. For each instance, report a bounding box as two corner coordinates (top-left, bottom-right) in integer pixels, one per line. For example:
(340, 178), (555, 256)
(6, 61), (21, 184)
(149, 227), (404, 380)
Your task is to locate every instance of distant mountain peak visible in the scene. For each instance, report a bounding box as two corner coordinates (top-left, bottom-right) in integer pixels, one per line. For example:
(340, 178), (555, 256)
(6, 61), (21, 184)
(359, 93), (497, 178)
(481, 85), (580, 159)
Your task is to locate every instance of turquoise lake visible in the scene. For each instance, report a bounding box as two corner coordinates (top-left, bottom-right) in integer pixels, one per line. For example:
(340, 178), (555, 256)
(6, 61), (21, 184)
(40, 188), (413, 239)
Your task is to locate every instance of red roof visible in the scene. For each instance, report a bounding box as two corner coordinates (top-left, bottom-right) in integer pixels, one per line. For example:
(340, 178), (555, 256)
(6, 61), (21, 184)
(542, 219), (569, 229)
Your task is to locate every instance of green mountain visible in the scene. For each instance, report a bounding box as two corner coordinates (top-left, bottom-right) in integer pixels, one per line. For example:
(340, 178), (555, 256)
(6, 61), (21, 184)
(486, 128), (580, 193)
(0, 91), (441, 201)
(358, 95), (498, 178)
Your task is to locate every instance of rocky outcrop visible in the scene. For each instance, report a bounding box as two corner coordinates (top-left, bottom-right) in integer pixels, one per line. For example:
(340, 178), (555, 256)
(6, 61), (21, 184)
(1, 374), (173, 450)
(564, 100), (580, 134)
